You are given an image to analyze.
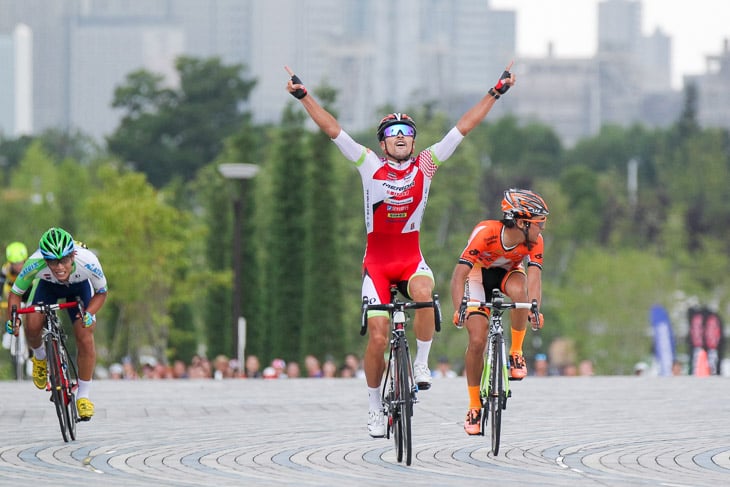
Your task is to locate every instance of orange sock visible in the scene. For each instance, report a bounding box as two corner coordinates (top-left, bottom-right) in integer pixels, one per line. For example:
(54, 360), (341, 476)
(510, 328), (526, 355)
(468, 386), (481, 410)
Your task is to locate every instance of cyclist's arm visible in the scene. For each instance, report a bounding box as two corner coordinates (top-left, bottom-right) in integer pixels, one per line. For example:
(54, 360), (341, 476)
(450, 262), (472, 312)
(295, 89), (341, 139)
(84, 291), (107, 318)
(526, 264), (542, 309)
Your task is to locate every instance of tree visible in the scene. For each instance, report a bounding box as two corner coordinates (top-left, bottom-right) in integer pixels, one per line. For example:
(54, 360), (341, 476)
(300, 85), (346, 361)
(108, 56), (257, 187)
(81, 164), (198, 364)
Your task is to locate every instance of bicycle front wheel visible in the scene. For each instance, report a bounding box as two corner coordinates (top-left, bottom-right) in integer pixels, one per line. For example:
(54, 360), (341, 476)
(395, 341), (413, 465)
(489, 336), (504, 456)
(46, 338), (70, 442)
(59, 344), (78, 441)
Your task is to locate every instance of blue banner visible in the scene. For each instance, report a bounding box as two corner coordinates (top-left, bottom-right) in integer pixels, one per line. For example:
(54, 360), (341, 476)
(650, 304), (675, 376)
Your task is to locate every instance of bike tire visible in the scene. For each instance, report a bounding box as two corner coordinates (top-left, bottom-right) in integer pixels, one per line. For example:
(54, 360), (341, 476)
(489, 337), (503, 456)
(46, 338), (70, 442)
(396, 341), (413, 465)
(391, 351), (404, 463)
(59, 344), (78, 441)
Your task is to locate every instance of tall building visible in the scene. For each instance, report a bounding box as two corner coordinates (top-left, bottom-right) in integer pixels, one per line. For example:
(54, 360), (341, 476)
(686, 39), (730, 129)
(0, 0), (726, 146)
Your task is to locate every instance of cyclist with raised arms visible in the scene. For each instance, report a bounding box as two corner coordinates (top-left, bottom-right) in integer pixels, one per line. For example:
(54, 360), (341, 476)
(450, 189), (548, 435)
(5, 227), (108, 420)
(286, 64), (516, 438)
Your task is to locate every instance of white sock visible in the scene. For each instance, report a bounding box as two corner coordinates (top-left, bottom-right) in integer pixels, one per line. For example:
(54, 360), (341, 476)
(77, 379), (92, 400)
(368, 386), (381, 411)
(414, 339), (432, 366)
(33, 346), (46, 361)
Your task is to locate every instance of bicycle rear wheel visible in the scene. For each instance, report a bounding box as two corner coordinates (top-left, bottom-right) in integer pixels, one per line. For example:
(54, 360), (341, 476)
(489, 337), (504, 456)
(46, 338), (70, 442)
(395, 341), (413, 465)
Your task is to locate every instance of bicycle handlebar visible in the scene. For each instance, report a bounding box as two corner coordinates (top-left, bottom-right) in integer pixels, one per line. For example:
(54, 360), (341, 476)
(457, 292), (541, 331)
(15, 301), (81, 315)
(360, 294), (442, 336)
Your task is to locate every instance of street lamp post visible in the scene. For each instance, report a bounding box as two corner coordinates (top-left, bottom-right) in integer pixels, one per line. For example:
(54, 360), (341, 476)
(217, 163), (259, 366)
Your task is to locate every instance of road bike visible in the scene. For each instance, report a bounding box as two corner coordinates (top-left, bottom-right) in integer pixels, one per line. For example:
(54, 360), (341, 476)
(12, 300), (84, 442)
(457, 288), (539, 456)
(361, 287), (441, 466)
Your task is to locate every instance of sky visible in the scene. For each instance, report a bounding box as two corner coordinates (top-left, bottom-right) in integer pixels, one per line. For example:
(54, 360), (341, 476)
(490, 0), (730, 89)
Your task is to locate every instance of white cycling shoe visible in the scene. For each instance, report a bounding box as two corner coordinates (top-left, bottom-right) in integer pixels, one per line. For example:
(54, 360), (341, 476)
(368, 408), (385, 438)
(413, 363), (432, 390)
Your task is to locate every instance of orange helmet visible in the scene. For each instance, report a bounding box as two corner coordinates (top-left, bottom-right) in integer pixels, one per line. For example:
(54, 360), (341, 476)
(501, 189), (549, 221)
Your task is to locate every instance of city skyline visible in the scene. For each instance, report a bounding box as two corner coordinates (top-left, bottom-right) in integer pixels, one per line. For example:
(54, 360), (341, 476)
(491, 0), (730, 88)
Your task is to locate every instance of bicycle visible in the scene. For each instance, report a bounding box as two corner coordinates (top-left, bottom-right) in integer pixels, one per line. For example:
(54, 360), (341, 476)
(360, 286), (442, 466)
(457, 288), (539, 456)
(11, 299), (84, 442)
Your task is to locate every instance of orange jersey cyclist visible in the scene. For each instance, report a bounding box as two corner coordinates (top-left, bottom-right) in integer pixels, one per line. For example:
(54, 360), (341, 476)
(450, 189), (549, 436)
(286, 63), (516, 438)
(6, 227), (108, 420)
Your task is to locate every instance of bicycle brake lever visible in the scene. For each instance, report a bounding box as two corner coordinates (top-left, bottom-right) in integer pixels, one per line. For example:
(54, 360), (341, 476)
(433, 293), (442, 333)
(360, 297), (369, 336)
(530, 299), (540, 331)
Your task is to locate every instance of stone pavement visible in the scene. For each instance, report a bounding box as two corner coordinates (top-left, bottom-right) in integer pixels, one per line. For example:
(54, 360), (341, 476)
(0, 375), (728, 486)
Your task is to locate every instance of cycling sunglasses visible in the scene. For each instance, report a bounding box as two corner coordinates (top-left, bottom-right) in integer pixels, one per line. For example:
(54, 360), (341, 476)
(525, 219), (547, 229)
(382, 124), (415, 138)
(45, 255), (74, 266)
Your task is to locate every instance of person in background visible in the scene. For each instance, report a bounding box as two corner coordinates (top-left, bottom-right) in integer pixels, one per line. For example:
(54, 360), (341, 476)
(533, 353), (550, 377)
(5, 228), (108, 420)
(0, 242), (30, 370)
(286, 62), (516, 438)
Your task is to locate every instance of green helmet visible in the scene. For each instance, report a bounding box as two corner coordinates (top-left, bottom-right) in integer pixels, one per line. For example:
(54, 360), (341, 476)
(39, 227), (75, 260)
(5, 241), (28, 263)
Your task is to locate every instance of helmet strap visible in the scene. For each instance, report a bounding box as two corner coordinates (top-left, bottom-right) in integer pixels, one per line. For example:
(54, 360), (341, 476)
(522, 221), (533, 251)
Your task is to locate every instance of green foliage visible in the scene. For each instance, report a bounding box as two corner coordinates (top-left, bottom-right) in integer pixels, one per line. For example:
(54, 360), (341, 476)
(108, 56), (257, 187)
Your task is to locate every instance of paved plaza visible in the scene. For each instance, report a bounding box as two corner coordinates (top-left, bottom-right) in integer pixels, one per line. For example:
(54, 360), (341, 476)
(0, 375), (728, 486)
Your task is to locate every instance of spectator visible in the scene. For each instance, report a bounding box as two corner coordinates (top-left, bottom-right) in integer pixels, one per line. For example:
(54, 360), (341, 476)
(122, 357), (138, 380)
(188, 354), (210, 378)
(286, 361), (301, 378)
(172, 359), (189, 379)
(109, 363), (123, 380)
(262, 366), (278, 379)
(244, 355), (262, 378)
(344, 353), (365, 379)
(578, 359), (594, 376)
(213, 354), (232, 379)
(434, 356), (457, 378)
(304, 354), (323, 378)
(271, 358), (287, 378)
(533, 353), (549, 377)
(322, 357), (338, 378)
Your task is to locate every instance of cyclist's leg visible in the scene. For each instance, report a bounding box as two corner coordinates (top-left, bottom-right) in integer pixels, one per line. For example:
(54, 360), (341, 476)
(405, 261), (435, 387)
(503, 270), (529, 354)
(362, 267), (390, 437)
(503, 269), (529, 379)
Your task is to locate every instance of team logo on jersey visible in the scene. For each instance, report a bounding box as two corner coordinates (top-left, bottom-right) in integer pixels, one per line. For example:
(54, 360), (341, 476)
(18, 260), (43, 279)
(84, 263), (105, 279)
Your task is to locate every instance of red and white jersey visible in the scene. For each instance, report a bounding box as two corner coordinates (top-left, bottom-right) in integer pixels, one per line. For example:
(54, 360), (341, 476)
(333, 127), (464, 264)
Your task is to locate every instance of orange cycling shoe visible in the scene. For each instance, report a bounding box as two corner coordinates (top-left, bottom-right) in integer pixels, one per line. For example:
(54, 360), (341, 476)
(509, 353), (527, 380)
(464, 408), (481, 435)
